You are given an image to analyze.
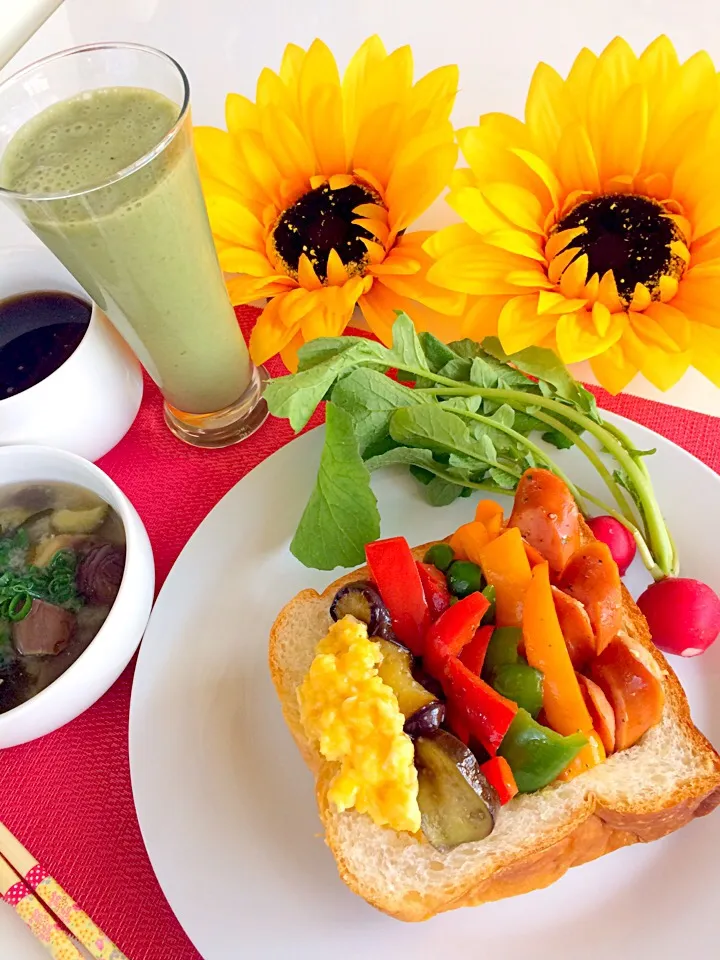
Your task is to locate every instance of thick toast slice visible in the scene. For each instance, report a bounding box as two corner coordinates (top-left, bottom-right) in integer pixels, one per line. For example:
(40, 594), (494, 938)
(269, 533), (720, 922)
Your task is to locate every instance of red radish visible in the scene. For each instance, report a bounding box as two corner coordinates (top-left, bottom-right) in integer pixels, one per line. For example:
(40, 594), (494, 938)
(586, 516), (636, 575)
(637, 578), (720, 657)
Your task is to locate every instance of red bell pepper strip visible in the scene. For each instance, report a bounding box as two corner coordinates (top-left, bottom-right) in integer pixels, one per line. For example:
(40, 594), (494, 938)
(442, 656), (518, 756)
(365, 537), (428, 655)
(480, 756), (518, 805)
(416, 562), (451, 620)
(423, 592), (490, 679)
(444, 698), (471, 745)
(459, 625), (494, 676)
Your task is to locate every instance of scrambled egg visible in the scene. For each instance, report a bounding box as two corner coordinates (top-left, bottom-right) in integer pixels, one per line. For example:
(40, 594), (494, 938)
(298, 616), (421, 833)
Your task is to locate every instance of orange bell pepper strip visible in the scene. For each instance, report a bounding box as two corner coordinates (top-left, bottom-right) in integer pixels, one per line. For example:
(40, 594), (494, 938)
(474, 500), (504, 538)
(556, 731), (606, 782)
(523, 563), (594, 737)
(478, 527), (532, 628)
(523, 541), (546, 568)
(449, 521), (490, 565)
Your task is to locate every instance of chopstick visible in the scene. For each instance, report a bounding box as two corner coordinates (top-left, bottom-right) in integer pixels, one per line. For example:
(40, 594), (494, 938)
(0, 853), (84, 960)
(0, 821), (127, 960)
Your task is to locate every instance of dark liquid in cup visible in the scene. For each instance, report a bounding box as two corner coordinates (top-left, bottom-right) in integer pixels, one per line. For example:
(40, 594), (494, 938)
(0, 291), (91, 399)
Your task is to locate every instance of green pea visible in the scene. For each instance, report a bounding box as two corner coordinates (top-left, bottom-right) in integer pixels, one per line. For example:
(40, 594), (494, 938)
(423, 542), (455, 573)
(492, 662), (544, 718)
(447, 560), (483, 598)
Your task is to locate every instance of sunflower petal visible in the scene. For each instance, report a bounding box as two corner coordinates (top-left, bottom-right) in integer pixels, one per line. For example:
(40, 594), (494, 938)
(483, 229), (546, 261)
(326, 248), (348, 286)
(342, 35), (387, 158)
(226, 93), (260, 135)
(372, 233), (465, 314)
(297, 253), (323, 291)
(446, 186), (508, 235)
(298, 40), (346, 175)
(600, 84), (648, 182)
(498, 294), (555, 354)
(690, 321), (720, 386)
(350, 217), (389, 246)
(559, 253), (589, 299)
(226, 274), (296, 304)
(587, 37), (638, 157)
(205, 195), (265, 249)
(358, 237), (387, 264)
(564, 48), (598, 116)
(249, 294), (302, 365)
(637, 302), (690, 351)
(510, 148), (561, 208)
(537, 291), (587, 314)
(525, 62), (568, 161)
(427, 243), (548, 296)
(596, 270), (623, 312)
(482, 183), (545, 234)
(460, 296), (507, 339)
(386, 143), (458, 232)
(590, 339), (639, 394)
(423, 223), (482, 260)
(555, 307), (626, 362)
(218, 246), (275, 277)
(258, 105), (315, 185)
(556, 122), (600, 194)
(368, 255), (421, 276)
(544, 226), (586, 262)
(548, 246), (580, 284)
(629, 282), (652, 312)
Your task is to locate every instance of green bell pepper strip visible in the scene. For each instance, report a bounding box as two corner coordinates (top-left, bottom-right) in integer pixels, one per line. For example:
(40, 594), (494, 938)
(482, 626), (522, 680)
(498, 709), (588, 792)
(492, 663), (544, 719)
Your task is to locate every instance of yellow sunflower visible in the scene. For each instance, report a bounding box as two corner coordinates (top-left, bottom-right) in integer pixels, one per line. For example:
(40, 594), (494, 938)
(194, 36), (464, 369)
(425, 35), (720, 393)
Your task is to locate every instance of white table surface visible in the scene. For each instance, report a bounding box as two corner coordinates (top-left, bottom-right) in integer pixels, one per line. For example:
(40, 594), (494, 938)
(1, 0), (719, 416)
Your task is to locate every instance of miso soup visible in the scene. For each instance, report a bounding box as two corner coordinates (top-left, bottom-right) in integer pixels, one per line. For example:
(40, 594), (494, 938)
(0, 481), (126, 713)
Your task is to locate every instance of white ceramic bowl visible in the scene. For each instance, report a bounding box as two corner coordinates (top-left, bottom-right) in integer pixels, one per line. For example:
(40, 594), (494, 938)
(0, 445), (154, 747)
(0, 244), (143, 461)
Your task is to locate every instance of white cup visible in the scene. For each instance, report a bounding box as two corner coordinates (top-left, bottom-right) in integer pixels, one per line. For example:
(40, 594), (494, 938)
(0, 244), (143, 461)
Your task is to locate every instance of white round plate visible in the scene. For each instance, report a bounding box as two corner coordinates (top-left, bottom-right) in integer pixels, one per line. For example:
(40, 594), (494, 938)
(129, 415), (720, 960)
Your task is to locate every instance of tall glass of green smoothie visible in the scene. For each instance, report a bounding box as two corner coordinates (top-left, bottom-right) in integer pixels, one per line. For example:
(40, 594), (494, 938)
(0, 43), (268, 448)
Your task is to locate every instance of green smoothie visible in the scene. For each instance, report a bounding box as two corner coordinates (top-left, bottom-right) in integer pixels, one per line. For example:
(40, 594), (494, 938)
(0, 86), (251, 414)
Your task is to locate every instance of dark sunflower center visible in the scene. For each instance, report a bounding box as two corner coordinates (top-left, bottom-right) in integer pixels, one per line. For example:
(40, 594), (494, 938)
(272, 179), (383, 282)
(554, 194), (684, 303)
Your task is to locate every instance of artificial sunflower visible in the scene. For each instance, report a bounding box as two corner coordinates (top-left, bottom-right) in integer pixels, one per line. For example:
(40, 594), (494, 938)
(425, 35), (720, 393)
(194, 36), (464, 369)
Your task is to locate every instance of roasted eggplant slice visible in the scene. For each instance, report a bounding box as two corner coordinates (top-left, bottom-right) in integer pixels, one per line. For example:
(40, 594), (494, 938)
(330, 581), (392, 637)
(415, 730), (500, 851)
(376, 638), (439, 721)
(404, 701), (446, 739)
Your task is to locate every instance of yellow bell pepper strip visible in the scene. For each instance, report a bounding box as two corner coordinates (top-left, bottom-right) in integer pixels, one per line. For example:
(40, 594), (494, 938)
(474, 500), (504, 538)
(478, 527), (533, 628)
(523, 563), (594, 737)
(556, 730), (606, 782)
(449, 521), (489, 565)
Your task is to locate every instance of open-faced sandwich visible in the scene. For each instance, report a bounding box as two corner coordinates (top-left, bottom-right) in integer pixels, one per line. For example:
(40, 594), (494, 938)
(270, 468), (720, 921)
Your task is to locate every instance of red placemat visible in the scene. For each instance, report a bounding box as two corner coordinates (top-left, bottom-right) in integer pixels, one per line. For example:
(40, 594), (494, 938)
(0, 307), (718, 960)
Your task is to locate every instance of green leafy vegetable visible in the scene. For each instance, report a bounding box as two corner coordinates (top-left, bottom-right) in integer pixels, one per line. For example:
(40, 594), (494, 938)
(0, 548), (82, 622)
(270, 314), (676, 577)
(289, 403), (380, 570)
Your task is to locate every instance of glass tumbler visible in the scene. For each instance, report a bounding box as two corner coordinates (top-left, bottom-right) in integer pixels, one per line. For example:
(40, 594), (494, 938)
(0, 42), (268, 448)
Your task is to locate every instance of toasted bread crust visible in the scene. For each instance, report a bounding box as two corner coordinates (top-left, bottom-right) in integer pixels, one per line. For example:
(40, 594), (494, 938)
(269, 528), (720, 921)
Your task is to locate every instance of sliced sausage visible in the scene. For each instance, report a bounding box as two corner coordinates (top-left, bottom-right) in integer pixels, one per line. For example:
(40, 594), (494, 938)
(577, 673), (616, 754)
(590, 638), (665, 750)
(508, 469), (581, 575)
(559, 541), (622, 654)
(552, 585), (595, 669)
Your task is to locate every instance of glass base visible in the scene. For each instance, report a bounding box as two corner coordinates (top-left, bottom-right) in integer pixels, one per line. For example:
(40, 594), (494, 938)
(164, 364), (269, 449)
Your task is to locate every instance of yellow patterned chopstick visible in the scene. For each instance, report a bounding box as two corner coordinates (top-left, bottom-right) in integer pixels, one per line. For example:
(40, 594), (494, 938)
(0, 853), (84, 960)
(0, 822), (127, 960)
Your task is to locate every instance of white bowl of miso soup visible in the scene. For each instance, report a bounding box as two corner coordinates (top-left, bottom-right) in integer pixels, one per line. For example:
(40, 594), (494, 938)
(0, 445), (154, 746)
